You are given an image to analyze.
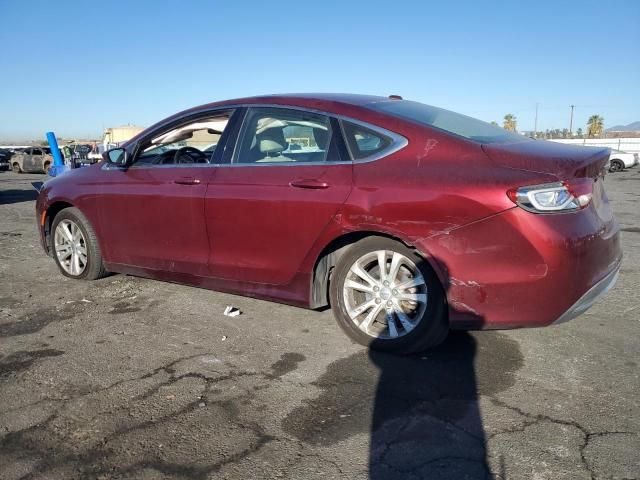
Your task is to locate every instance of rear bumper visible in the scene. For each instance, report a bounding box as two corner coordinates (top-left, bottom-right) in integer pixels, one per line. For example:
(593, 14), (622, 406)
(420, 195), (621, 330)
(553, 262), (620, 325)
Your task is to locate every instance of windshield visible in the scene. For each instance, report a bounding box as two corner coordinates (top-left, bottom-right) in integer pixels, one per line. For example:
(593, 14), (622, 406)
(370, 100), (530, 145)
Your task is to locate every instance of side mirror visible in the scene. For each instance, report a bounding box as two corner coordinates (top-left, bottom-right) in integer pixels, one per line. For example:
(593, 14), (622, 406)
(104, 148), (129, 166)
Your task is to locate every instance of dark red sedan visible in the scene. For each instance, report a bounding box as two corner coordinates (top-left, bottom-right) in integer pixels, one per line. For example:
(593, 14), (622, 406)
(36, 94), (622, 354)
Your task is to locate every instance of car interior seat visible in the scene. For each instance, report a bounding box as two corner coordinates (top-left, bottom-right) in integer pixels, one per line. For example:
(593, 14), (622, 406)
(254, 127), (293, 163)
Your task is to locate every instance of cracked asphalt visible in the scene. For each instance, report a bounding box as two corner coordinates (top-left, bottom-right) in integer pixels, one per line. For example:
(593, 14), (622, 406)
(0, 169), (639, 480)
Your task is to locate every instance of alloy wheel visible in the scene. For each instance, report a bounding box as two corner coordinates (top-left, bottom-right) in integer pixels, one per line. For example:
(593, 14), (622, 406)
(342, 250), (428, 339)
(54, 219), (88, 276)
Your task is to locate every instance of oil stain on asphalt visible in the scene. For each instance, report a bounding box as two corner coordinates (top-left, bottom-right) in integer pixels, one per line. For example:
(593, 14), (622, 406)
(268, 352), (306, 379)
(108, 301), (142, 315)
(0, 308), (75, 337)
(0, 349), (65, 378)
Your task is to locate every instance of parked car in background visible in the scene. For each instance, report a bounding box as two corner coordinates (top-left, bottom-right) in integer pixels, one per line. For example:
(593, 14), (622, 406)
(608, 149), (639, 172)
(36, 94), (621, 354)
(87, 144), (105, 163)
(0, 148), (13, 170)
(69, 144), (98, 167)
(11, 147), (55, 174)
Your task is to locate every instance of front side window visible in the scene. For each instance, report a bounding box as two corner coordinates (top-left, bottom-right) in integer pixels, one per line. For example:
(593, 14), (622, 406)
(234, 108), (332, 164)
(32, 148), (43, 156)
(134, 111), (233, 166)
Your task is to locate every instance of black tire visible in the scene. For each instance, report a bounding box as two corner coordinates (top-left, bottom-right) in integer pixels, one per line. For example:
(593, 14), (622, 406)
(609, 159), (624, 173)
(12, 162), (21, 173)
(51, 207), (108, 280)
(330, 237), (448, 355)
(43, 161), (51, 174)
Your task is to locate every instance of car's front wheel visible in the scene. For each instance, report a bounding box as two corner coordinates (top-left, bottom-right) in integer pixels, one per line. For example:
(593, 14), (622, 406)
(51, 207), (108, 280)
(12, 163), (21, 173)
(330, 237), (448, 354)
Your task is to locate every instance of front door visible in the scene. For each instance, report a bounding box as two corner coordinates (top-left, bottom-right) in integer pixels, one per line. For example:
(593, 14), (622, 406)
(205, 107), (353, 285)
(96, 110), (236, 275)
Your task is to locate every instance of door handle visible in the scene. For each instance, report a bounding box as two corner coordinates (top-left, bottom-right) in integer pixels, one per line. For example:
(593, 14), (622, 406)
(174, 177), (201, 185)
(289, 179), (329, 189)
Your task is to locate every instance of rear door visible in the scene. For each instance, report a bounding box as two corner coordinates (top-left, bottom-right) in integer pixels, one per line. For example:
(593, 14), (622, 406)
(204, 107), (353, 284)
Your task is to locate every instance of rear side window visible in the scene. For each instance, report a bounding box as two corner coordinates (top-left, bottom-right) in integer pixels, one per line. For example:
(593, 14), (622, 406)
(341, 121), (392, 160)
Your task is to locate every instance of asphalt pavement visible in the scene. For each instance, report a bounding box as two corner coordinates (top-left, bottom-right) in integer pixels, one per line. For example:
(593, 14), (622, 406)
(0, 168), (638, 479)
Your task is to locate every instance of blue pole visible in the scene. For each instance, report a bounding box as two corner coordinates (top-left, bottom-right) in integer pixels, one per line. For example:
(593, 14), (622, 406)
(46, 132), (64, 166)
(45, 131), (69, 177)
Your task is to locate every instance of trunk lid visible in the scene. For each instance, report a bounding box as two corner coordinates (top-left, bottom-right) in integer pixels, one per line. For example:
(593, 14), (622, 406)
(482, 140), (610, 180)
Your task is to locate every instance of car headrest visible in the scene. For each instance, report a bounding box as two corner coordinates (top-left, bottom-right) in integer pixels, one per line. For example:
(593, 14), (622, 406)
(258, 128), (287, 154)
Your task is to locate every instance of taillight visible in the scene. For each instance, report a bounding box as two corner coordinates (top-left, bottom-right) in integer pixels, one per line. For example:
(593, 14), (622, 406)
(507, 180), (592, 213)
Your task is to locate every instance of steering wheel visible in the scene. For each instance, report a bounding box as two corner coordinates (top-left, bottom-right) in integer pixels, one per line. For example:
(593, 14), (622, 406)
(173, 146), (208, 164)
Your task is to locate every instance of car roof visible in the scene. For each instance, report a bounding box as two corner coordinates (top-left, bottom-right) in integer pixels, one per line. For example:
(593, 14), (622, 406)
(169, 93), (392, 122)
(215, 93), (388, 108)
(125, 94), (399, 147)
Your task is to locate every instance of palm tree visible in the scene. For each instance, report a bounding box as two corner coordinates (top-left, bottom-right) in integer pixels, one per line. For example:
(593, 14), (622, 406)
(587, 115), (604, 138)
(503, 114), (517, 131)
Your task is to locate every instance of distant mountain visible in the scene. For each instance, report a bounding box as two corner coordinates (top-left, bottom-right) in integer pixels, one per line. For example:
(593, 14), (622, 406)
(607, 121), (640, 132)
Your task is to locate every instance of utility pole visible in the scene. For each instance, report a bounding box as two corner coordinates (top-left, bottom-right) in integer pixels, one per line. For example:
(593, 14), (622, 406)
(569, 105), (575, 136)
(534, 103), (539, 138)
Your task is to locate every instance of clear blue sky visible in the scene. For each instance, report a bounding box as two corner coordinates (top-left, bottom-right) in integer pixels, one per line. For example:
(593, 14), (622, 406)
(1, 0), (638, 141)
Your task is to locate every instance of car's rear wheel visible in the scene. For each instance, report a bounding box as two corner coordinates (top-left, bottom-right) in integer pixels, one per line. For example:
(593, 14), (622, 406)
(12, 163), (21, 173)
(330, 237), (448, 354)
(43, 161), (51, 174)
(51, 207), (108, 280)
(609, 159), (624, 172)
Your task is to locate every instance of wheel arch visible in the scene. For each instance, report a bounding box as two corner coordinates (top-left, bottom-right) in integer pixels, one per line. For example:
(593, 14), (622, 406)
(43, 201), (74, 253)
(309, 230), (447, 309)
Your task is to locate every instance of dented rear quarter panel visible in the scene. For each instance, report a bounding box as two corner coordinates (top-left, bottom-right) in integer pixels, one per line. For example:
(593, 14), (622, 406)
(298, 121), (558, 326)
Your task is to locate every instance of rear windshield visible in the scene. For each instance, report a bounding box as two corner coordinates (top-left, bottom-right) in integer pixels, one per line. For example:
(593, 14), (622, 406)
(370, 100), (530, 145)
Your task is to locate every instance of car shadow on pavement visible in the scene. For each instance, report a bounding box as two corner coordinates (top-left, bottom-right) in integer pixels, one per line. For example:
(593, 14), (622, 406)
(369, 332), (489, 479)
(283, 259), (523, 478)
(366, 257), (523, 479)
(0, 188), (38, 205)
